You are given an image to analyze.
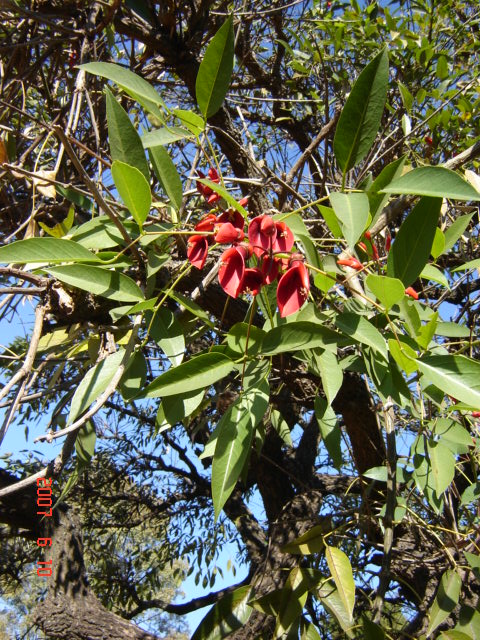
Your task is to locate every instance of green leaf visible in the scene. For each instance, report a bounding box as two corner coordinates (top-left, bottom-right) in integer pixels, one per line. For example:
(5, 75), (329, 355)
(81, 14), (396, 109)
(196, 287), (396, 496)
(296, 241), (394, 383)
(212, 381), (269, 519)
(75, 421), (96, 466)
(434, 322), (470, 338)
(39, 205), (75, 238)
(141, 126), (193, 148)
(318, 584), (354, 638)
(317, 205), (343, 238)
(262, 321), (341, 355)
(452, 258), (480, 272)
(416, 355), (480, 409)
(111, 160), (151, 229)
(325, 546), (355, 622)
(148, 307), (185, 367)
(196, 15), (235, 119)
(69, 349), (126, 424)
(444, 213), (474, 252)
(381, 167), (480, 201)
(191, 585), (252, 640)
(105, 86), (150, 181)
(420, 264), (450, 289)
(149, 146), (183, 211)
(119, 350), (147, 401)
(274, 568), (310, 638)
(329, 192), (370, 248)
(363, 617), (385, 640)
(45, 264), (144, 302)
(398, 82), (413, 113)
(427, 439), (455, 495)
(173, 108), (205, 136)
(366, 274), (405, 310)
(416, 311), (438, 351)
(335, 313), (388, 361)
(281, 522), (330, 555)
(307, 349), (343, 406)
(162, 389), (205, 426)
(226, 323), (266, 357)
(387, 196), (442, 286)
(197, 178), (248, 220)
(433, 419), (473, 455)
(81, 61), (165, 111)
(334, 48), (389, 173)
(270, 409), (292, 446)
(368, 156), (407, 224)
(140, 352), (234, 398)
(56, 185), (94, 212)
(0, 237), (101, 265)
(439, 632), (473, 640)
(388, 338), (418, 375)
(427, 570), (462, 637)
(431, 227), (446, 260)
(69, 215), (130, 250)
(315, 397), (342, 469)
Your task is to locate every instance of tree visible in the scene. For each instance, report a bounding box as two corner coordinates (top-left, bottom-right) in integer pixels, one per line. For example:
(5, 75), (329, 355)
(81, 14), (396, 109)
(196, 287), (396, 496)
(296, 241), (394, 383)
(0, 1), (479, 638)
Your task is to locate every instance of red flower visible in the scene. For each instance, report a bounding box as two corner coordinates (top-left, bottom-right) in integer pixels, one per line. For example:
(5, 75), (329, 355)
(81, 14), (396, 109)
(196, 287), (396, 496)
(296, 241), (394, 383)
(208, 167), (220, 182)
(215, 222), (245, 244)
(272, 221), (294, 253)
(239, 268), (263, 296)
(196, 170), (213, 197)
(218, 247), (245, 298)
(405, 286), (419, 300)
(216, 209), (245, 230)
(248, 215), (276, 255)
(238, 196), (249, 207)
(277, 262), (310, 317)
(208, 193), (221, 205)
(187, 235), (209, 269)
(425, 135), (433, 146)
(194, 213), (217, 232)
(385, 235), (392, 252)
(337, 258), (363, 271)
(471, 411), (480, 418)
(260, 255), (280, 284)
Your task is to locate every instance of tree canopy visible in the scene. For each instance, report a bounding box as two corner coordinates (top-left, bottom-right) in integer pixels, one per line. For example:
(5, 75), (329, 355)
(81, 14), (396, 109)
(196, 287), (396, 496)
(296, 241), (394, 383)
(0, 1), (480, 639)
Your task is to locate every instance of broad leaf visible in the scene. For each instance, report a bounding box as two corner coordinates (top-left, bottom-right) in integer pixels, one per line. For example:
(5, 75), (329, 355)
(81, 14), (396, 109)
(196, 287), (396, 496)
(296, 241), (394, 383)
(315, 398), (342, 468)
(452, 258), (480, 272)
(318, 584), (354, 638)
(335, 313), (388, 361)
(162, 389), (205, 426)
(105, 86), (149, 180)
(329, 192), (370, 248)
(387, 196), (442, 286)
(212, 381), (269, 519)
(381, 167), (480, 201)
(0, 237), (100, 264)
(75, 421), (96, 465)
(149, 146), (183, 211)
(307, 349), (343, 406)
(46, 265), (144, 302)
(141, 352), (234, 398)
(262, 321), (342, 355)
(227, 323), (266, 357)
(363, 618), (385, 640)
(141, 126), (193, 148)
(420, 264), (450, 289)
(281, 522), (330, 555)
(368, 155), (406, 224)
(119, 350), (147, 401)
(39, 205), (75, 238)
(325, 546), (355, 622)
(334, 48), (389, 173)
(366, 274), (405, 310)
(426, 439), (455, 495)
(69, 349), (126, 423)
(191, 585), (252, 640)
(148, 307), (185, 366)
(416, 354), (480, 408)
(196, 15), (234, 119)
(111, 160), (151, 229)
(271, 409), (292, 446)
(427, 570), (462, 636)
(444, 213), (474, 252)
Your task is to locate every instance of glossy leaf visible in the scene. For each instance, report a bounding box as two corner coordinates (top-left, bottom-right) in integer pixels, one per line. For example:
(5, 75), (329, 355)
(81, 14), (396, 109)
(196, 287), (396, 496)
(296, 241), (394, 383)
(75, 421), (96, 465)
(212, 380), (269, 519)
(427, 439), (455, 495)
(105, 86), (150, 180)
(368, 156), (406, 223)
(226, 323), (266, 357)
(141, 352), (234, 399)
(363, 618), (385, 640)
(366, 274), (405, 310)
(173, 108), (205, 135)
(196, 15), (235, 119)
(416, 354), (480, 408)
(308, 349), (342, 406)
(334, 48), (389, 173)
(426, 570), (462, 636)
(69, 349), (126, 424)
(162, 389), (205, 426)
(281, 521), (330, 555)
(0, 237), (100, 264)
(149, 307), (185, 366)
(318, 584), (354, 638)
(70, 215), (131, 250)
(271, 409), (292, 446)
(420, 264), (450, 289)
(388, 339), (418, 375)
(119, 350), (147, 401)
(325, 546), (355, 623)
(330, 192), (370, 248)
(262, 321), (342, 355)
(191, 585), (252, 640)
(444, 213), (474, 252)
(381, 167), (480, 201)
(111, 160), (151, 229)
(387, 197), (442, 286)
(274, 568), (310, 638)
(141, 126), (193, 148)
(46, 264), (143, 302)
(149, 145), (183, 211)
(315, 397), (342, 468)
(452, 258), (480, 272)
(335, 313), (388, 361)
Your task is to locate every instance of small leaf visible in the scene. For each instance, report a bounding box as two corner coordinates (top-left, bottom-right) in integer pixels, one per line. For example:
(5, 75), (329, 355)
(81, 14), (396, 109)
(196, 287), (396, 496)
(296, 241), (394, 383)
(368, 156), (407, 223)
(111, 160), (151, 229)
(416, 354), (480, 408)
(191, 585), (252, 640)
(46, 264), (144, 302)
(119, 350), (147, 401)
(307, 349), (343, 406)
(196, 15), (235, 119)
(366, 274), (405, 310)
(427, 570), (461, 636)
(330, 192), (370, 248)
(388, 338), (418, 375)
(334, 48), (389, 173)
(149, 146), (183, 211)
(0, 237), (100, 264)
(420, 264), (450, 289)
(452, 258), (480, 272)
(162, 389), (205, 426)
(69, 349), (126, 424)
(431, 227), (446, 260)
(325, 546), (355, 622)
(381, 167), (480, 201)
(105, 86), (150, 180)
(140, 352), (234, 398)
(387, 196), (442, 286)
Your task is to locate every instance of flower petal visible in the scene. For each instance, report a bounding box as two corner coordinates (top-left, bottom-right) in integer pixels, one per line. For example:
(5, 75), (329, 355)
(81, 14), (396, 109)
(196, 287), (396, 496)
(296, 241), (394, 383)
(277, 263), (310, 317)
(187, 235), (209, 269)
(239, 267), (263, 296)
(218, 247), (245, 298)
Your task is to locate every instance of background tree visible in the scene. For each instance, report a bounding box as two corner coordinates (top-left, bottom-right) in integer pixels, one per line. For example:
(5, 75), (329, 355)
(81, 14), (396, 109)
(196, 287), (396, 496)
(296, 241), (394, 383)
(0, 1), (479, 639)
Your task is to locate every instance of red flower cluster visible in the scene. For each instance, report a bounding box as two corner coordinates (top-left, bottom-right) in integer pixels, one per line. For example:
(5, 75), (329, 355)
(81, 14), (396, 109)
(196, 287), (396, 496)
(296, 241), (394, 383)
(188, 209), (310, 317)
(196, 167), (222, 206)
